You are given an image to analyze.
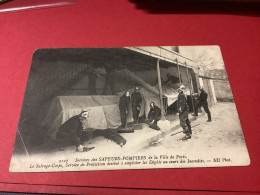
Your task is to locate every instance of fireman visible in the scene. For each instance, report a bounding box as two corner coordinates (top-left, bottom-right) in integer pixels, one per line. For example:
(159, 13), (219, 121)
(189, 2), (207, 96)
(177, 85), (192, 140)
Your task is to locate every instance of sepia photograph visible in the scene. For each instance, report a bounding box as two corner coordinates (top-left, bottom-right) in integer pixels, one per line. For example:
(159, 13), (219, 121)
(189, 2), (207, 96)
(10, 46), (250, 172)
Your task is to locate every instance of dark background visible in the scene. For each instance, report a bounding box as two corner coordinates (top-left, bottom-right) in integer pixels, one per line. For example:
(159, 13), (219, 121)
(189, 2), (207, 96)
(0, 0), (259, 194)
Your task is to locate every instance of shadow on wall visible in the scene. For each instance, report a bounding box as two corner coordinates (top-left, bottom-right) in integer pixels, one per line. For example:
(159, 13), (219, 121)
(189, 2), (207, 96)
(66, 67), (183, 96)
(130, 0), (260, 17)
(214, 80), (234, 102)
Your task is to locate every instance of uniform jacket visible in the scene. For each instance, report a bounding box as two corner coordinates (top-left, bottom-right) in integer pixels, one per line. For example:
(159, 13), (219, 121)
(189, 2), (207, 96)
(57, 115), (83, 140)
(199, 90), (208, 102)
(119, 94), (130, 111)
(131, 91), (142, 108)
(177, 91), (189, 113)
(148, 105), (161, 121)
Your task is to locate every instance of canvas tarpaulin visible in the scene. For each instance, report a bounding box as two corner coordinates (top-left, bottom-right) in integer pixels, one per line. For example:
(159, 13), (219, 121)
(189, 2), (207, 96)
(160, 84), (190, 106)
(44, 92), (159, 139)
(44, 70), (190, 139)
(43, 94), (154, 139)
(117, 87), (160, 118)
(43, 96), (123, 139)
(117, 69), (190, 106)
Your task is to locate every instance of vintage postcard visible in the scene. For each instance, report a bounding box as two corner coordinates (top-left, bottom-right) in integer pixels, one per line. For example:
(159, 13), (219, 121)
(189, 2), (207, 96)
(10, 46), (250, 172)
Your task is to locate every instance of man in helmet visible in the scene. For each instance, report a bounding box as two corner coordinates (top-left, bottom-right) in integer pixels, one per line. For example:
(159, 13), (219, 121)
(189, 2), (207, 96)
(119, 91), (131, 128)
(147, 102), (161, 130)
(194, 86), (212, 122)
(131, 86), (142, 124)
(177, 85), (192, 140)
(56, 110), (94, 152)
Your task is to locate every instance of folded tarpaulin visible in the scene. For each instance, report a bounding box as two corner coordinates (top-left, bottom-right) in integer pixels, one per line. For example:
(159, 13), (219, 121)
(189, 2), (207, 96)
(43, 95), (123, 139)
(43, 92), (158, 139)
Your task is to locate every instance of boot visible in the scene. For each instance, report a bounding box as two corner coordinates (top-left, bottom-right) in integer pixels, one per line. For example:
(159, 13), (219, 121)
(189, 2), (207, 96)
(192, 108), (199, 116)
(181, 133), (191, 140)
(207, 112), (212, 122)
(181, 128), (191, 140)
(149, 123), (160, 130)
(188, 125), (192, 135)
(82, 147), (95, 152)
(76, 145), (95, 152)
(185, 119), (192, 135)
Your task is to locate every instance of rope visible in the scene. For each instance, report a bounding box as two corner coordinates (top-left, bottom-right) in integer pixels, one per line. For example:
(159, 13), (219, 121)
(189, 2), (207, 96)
(18, 129), (30, 158)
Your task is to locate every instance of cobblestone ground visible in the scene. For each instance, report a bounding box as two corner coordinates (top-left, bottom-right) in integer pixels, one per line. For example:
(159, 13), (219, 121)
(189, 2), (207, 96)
(10, 102), (250, 172)
(139, 102), (249, 163)
(52, 102), (249, 158)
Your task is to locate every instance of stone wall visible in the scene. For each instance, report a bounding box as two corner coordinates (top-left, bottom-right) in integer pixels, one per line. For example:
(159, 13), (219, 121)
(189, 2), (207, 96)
(213, 80), (234, 101)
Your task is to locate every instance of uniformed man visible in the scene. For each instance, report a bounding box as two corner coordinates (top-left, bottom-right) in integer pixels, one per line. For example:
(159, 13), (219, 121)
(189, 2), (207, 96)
(194, 86), (212, 122)
(147, 102), (161, 130)
(56, 110), (94, 152)
(177, 85), (192, 140)
(119, 91), (130, 128)
(131, 86), (142, 124)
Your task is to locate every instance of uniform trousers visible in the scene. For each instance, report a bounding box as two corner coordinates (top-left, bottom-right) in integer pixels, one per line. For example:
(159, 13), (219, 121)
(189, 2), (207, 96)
(195, 101), (211, 120)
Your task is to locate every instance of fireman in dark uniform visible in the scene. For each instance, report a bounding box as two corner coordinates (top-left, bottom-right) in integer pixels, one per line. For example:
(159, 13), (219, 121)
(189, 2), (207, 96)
(177, 85), (192, 140)
(131, 86), (142, 124)
(56, 110), (93, 152)
(119, 91), (130, 128)
(194, 86), (212, 122)
(147, 102), (161, 130)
